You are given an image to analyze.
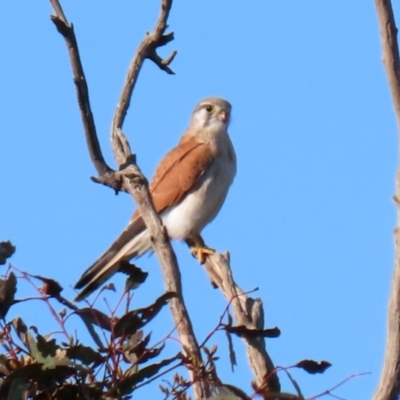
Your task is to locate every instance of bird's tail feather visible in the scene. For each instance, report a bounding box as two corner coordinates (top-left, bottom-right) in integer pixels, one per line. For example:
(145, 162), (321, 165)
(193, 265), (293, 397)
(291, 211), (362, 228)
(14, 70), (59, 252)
(74, 220), (151, 301)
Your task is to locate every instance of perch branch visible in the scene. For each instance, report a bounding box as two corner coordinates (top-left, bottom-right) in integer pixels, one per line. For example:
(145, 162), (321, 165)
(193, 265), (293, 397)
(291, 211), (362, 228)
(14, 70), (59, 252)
(120, 167), (210, 399)
(202, 251), (281, 393)
(373, 1), (400, 400)
(49, 1), (210, 398)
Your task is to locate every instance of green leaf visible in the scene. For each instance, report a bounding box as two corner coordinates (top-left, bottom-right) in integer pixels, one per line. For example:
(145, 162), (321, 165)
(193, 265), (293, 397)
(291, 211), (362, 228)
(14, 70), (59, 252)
(0, 272), (17, 318)
(223, 325), (280, 339)
(24, 332), (72, 370)
(137, 344), (165, 365)
(7, 377), (30, 400)
(0, 364), (76, 398)
(114, 292), (176, 337)
(36, 334), (59, 358)
(122, 331), (144, 366)
(41, 349), (73, 370)
(295, 359), (331, 374)
(123, 332), (147, 354)
(76, 314), (104, 350)
(66, 344), (104, 366)
(108, 354), (180, 397)
(118, 261), (148, 292)
(11, 317), (28, 344)
(0, 241), (15, 265)
(51, 383), (103, 400)
(0, 355), (10, 377)
(75, 307), (112, 349)
(75, 307), (112, 331)
(225, 313), (237, 372)
(113, 311), (142, 338)
(31, 275), (63, 297)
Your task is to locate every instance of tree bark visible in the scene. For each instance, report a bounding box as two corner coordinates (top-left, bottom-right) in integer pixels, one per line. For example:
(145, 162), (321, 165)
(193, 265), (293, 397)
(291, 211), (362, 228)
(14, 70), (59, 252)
(373, 1), (400, 399)
(49, 1), (209, 398)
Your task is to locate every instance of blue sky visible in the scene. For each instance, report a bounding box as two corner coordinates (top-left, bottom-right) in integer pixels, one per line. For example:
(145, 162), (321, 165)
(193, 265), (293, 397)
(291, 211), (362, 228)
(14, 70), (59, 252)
(1, 1), (397, 398)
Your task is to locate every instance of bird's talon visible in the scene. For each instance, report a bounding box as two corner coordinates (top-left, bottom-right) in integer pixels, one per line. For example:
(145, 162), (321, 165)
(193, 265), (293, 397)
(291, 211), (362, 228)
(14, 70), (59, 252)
(190, 246), (215, 264)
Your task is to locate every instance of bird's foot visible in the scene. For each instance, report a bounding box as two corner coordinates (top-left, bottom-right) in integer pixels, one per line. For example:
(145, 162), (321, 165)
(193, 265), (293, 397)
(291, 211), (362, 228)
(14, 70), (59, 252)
(186, 234), (215, 264)
(190, 246), (215, 264)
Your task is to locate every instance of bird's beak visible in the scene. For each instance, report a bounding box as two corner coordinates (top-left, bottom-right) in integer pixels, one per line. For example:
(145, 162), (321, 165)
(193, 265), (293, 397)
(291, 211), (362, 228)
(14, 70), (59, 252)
(219, 111), (228, 123)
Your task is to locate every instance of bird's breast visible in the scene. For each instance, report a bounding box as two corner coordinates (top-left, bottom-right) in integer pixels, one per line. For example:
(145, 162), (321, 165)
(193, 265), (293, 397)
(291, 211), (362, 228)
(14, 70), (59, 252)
(161, 143), (236, 240)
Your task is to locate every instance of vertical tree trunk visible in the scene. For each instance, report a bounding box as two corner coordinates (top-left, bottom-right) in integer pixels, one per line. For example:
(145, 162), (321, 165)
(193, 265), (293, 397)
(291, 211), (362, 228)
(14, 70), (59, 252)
(373, 1), (400, 399)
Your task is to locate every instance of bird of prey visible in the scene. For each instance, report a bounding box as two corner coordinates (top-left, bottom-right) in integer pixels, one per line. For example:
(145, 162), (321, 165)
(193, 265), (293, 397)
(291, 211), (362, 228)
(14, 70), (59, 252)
(74, 97), (236, 301)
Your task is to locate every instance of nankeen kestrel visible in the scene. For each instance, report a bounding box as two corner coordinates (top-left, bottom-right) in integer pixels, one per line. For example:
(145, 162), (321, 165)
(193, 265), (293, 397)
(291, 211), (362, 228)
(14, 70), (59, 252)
(74, 97), (236, 301)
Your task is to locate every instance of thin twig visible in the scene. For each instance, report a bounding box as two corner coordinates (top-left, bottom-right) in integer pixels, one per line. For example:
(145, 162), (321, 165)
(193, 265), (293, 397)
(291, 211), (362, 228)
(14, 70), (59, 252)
(373, 2), (400, 400)
(198, 287), (259, 349)
(14, 269), (71, 340)
(133, 361), (183, 391)
(310, 372), (370, 400)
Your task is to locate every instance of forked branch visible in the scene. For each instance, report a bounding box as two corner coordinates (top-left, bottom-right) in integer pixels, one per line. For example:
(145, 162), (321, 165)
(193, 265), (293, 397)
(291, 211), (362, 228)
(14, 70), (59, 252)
(49, 1), (210, 399)
(112, 0), (177, 135)
(203, 252), (281, 393)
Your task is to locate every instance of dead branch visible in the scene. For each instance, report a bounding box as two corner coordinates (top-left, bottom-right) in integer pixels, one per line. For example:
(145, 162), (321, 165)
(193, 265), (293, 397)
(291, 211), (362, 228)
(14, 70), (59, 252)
(203, 251), (281, 393)
(373, 1), (400, 400)
(121, 168), (210, 399)
(49, 0), (112, 181)
(111, 0), (176, 136)
(49, 1), (210, 398)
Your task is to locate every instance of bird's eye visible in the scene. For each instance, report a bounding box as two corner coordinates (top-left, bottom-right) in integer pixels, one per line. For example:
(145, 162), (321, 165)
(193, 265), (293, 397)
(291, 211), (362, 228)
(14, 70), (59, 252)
(205, 105), (213, 113)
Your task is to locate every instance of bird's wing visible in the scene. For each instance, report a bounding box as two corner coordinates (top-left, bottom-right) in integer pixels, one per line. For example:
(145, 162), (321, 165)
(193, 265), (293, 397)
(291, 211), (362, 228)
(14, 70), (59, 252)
(131, 138), (214, 220)
(74, 138), (214, 301)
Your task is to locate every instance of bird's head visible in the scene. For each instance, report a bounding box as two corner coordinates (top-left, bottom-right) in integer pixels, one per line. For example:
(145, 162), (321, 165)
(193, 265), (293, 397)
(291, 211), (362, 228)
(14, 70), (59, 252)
(190, 97), (232, 132)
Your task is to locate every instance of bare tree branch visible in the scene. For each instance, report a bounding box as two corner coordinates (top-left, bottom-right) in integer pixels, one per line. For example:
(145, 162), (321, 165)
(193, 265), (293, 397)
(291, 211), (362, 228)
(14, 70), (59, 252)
(111, 0), (176, 135)
(375, 0), (400, 130)
(109, 1), (176, 170)
(202, 251), (281, 393)
(49, 1), (210, 398)
(49, 0), (112, 179)
(120, 167), (211, 399)
(373, 1), (400, 400)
